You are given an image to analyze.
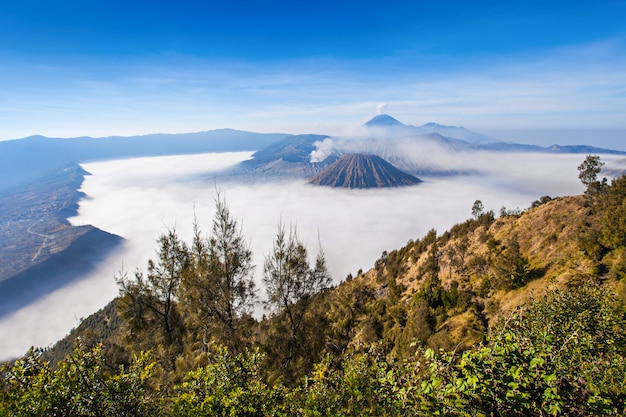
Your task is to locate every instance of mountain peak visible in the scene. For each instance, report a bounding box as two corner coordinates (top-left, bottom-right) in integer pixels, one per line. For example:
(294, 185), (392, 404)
(308, 153), (421, 189)
(364, 114), (405, 128)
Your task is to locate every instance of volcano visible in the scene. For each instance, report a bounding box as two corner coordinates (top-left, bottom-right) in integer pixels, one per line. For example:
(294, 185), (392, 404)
(363, 114), (405, 128)
(308, 154), (421, 189)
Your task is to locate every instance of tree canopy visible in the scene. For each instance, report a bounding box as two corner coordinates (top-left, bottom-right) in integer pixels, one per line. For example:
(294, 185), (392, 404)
(180, 194), (256, 352)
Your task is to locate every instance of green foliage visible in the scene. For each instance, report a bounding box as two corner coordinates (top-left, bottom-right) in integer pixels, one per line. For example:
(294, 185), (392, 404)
(0, 343), (159, 417)
(441, 280), (460, 309)
(531, 195), (553, 208)
(323, 280), (376, 356)
(406, 228), (437, 262)
(262, 223), (332, 384)
(578, 155), (606, 195)
(179, 194), (256, 352)
(577, 173), (626, 276)
(396, 296), (435, 355)
(578, 219), (606, 263)
(117, 228), (189, 352)
(472, 199), (484, 219)
(606, 247), (626, 281)
(17, 174), (626, 416)
(417, 284), (626, 416)
(476, 276), (492, 297)
(170, 347), (281, 417)
(488, 235), (534, 290)
(598, 175), (626, 249)
(6, 285), (623, 416)
(263, 223), (331, 316)
(297, 349), (413, 416)
(42, 299), (127, 368)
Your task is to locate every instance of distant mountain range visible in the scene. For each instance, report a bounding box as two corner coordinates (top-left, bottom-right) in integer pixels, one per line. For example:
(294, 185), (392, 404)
(362, 114), (625, 152)
(0, 130), (290, 193)
(2, 115), (624, 192)
(309, 154), (422, 189)
(235, 114), (626, 181)
(364, 114), (500, 144)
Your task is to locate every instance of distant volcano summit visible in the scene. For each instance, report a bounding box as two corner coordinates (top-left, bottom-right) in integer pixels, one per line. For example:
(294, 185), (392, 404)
(308, 153), (422, 189)
(363, 114), (405, 128)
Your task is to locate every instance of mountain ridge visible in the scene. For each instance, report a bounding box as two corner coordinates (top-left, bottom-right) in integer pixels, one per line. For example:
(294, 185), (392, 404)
(0, 164), (124, 318)
(238, 117), (625, 181)
(3, 116), (625, 191)
(363, 114), (500, 144)
(0, 129), (291, 193)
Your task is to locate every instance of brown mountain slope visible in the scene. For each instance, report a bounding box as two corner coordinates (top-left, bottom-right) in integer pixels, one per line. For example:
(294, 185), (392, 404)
(308, 153), (421, 188)
(345, 195), (604, 354)
(41, 193), (620, 370)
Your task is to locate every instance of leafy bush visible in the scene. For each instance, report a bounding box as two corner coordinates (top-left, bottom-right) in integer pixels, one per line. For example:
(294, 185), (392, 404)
(417, 284), (626, 416)
(170, 348), (283, 417)
(0, 343), (158, 417)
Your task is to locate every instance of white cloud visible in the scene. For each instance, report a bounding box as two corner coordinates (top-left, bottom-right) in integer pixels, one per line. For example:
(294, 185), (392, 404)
(2, 149), (621, 360)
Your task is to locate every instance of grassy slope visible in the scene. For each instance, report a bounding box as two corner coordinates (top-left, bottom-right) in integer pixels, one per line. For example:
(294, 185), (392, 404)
(346, 195), (602, 353)
(41, 194), (613, 367)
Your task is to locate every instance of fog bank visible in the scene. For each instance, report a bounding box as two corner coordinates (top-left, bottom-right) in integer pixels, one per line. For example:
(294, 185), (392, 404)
(2, 150), (617, 360)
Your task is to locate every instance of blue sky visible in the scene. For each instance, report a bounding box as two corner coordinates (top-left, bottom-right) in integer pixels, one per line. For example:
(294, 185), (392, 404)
(1, 0), (625, 148)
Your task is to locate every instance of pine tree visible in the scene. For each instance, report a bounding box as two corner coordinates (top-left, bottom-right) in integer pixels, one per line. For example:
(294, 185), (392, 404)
(578, 154), (606, 195)
(180, 194), (256, 352)
(262, 224), (331, 379)
(117, 228), (189, 353)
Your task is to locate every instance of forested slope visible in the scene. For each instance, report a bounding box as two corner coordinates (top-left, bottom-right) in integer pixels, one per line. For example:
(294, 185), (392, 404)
(3, 157), (626, 416)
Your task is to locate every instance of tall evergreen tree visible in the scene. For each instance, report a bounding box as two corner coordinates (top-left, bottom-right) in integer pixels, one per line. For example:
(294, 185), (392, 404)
(578, 154), (606, 195)
(117, 228), (189, 352)
(180, 194), (256, 352)
(262, 224), (331, 377)
(471, 199), (484, 219)
(490, 235), (530, 289)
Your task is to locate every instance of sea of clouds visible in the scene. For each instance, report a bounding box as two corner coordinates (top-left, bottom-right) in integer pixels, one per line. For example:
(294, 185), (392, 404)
(1, 149), (620, 360)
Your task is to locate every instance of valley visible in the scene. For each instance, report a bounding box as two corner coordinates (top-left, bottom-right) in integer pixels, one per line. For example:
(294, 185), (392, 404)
(0, 115), (623, 361)
(0, 164), (123, 318)
(0, 164), (87, 282)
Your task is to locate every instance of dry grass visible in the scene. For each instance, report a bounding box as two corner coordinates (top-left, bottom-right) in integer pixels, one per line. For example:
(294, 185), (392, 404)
(360, 195), (603, 345)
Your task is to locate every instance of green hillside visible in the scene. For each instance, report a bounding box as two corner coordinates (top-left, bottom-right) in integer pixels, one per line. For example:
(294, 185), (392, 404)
(2, 156), (626, 416)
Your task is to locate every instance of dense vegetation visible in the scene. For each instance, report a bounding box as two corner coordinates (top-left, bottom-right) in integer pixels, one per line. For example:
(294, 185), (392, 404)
(2, 156), (626, 416)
